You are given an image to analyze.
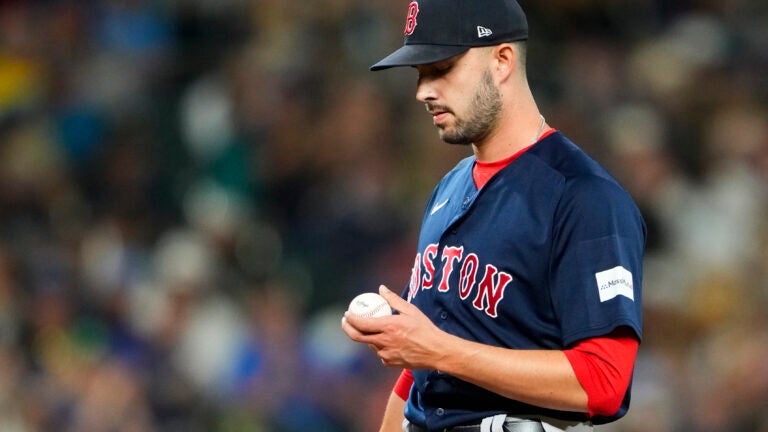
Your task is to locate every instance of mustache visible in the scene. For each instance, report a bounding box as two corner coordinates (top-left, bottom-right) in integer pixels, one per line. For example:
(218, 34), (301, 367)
(425, 103), (452, 114)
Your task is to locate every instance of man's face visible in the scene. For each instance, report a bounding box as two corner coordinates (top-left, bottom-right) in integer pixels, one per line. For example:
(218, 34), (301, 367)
(415, 49), (502, 145)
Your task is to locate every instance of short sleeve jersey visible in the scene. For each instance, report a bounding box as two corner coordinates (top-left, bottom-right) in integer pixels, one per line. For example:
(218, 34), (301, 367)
(403, 132), (645, 430)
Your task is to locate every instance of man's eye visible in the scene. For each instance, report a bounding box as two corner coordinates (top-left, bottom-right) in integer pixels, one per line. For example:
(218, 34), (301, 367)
(416, 62), (452, 78)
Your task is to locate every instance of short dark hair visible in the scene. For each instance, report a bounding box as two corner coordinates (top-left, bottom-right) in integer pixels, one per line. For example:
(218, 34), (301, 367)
(513, 40), (527, 69)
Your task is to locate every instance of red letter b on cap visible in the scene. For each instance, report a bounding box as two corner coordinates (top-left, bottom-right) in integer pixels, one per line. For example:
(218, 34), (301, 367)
(404, 2), (419, 35)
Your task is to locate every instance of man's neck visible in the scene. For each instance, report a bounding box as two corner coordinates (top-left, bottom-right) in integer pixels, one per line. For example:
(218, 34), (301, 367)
(472, 111), (548, 162)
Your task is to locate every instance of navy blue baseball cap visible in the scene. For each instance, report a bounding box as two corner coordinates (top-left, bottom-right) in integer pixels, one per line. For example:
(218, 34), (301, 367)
(370, 0), (529, 71)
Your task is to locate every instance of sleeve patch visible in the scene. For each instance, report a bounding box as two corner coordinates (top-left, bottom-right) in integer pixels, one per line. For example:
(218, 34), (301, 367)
(595, 266), (634, 302)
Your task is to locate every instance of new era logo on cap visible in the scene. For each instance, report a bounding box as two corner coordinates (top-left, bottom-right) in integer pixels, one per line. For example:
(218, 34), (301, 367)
(371, 0), (529, 71)
(477, 26), (493, 38)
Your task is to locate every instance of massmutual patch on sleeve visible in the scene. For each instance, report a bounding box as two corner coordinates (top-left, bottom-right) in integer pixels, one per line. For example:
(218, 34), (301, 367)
(595, 266), (634, 302)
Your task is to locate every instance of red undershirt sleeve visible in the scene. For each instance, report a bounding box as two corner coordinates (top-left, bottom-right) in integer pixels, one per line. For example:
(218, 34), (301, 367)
(563, 327), (640, 417)
(393, 369), (414, 401)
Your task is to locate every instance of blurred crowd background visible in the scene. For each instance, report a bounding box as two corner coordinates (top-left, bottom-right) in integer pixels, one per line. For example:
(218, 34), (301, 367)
(0, 0), (767, 431)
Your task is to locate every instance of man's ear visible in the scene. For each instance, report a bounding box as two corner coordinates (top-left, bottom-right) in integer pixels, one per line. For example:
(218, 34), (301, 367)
(493, 43), (517, 82)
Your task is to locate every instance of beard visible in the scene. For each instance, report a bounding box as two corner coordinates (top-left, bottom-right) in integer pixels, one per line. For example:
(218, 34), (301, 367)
(438, 70), (502, 145)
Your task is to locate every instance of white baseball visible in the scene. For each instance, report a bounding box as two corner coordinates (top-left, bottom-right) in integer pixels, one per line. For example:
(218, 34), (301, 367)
(348, 292), (392, 318)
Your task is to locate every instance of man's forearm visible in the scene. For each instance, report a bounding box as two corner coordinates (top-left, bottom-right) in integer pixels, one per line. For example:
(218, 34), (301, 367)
(434, 333), (589, 413)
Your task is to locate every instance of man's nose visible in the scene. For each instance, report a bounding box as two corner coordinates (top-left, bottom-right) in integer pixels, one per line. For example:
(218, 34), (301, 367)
(415, 75), (437, 103)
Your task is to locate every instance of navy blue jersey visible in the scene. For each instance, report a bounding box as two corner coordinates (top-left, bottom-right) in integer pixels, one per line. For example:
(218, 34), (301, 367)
(402, 132), (645, 430)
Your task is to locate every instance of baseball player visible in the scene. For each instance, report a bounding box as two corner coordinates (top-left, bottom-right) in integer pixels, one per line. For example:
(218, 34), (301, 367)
(341, 1), (645, 432)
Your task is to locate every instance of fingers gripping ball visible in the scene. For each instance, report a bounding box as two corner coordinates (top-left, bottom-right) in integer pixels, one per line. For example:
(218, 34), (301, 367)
(348, 292), (392, 318)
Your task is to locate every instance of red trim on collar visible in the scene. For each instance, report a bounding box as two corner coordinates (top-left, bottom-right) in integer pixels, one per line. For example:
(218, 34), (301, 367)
(473, 128), (556, 189)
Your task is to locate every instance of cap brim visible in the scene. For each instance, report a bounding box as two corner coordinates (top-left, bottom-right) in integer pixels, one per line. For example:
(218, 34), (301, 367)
(370, 44), (470, 71)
